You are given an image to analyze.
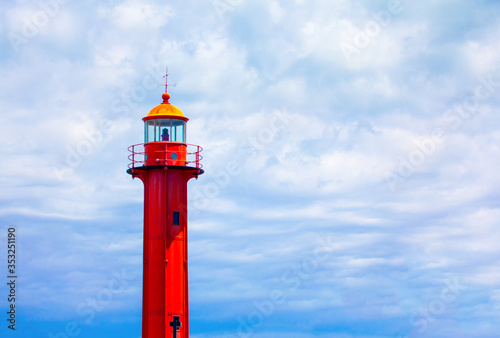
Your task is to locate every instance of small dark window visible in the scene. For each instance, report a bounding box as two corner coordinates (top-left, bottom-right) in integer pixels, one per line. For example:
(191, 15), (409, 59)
(173, 211), (180, 225)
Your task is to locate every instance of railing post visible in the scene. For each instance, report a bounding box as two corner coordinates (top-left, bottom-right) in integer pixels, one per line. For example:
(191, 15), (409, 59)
(196, 146), (200, 168)
(132, 146), (135, 168)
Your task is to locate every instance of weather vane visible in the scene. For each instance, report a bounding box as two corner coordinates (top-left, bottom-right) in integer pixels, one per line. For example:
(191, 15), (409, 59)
(163, 66), (176, 93)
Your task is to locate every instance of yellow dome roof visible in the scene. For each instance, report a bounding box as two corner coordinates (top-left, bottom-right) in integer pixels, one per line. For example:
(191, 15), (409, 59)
(144, 93), (186, 119)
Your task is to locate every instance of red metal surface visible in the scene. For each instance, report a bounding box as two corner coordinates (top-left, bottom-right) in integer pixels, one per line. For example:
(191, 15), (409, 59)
(130, 166), (199, 338)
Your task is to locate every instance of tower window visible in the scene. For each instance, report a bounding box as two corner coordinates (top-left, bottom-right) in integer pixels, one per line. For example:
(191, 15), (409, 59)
(173, 211), (180, 225)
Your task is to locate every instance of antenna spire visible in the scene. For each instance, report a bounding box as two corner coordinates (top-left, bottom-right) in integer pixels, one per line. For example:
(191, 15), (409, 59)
(163, 66), (176, 93)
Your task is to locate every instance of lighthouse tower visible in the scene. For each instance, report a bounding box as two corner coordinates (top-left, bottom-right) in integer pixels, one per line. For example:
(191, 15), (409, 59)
(127, 87), (203, 338)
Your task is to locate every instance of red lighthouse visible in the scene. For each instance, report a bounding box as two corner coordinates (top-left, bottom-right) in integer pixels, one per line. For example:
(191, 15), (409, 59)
(127, 87), (203, 338)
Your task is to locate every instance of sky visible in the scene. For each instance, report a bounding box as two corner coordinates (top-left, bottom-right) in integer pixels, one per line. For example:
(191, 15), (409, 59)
(1, 0), (500, 337)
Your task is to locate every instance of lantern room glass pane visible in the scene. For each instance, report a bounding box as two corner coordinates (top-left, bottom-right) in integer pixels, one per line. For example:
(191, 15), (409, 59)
(144, 119), (186, 143)
(145, 121), (156, 142)
(172, 120), (185, 142)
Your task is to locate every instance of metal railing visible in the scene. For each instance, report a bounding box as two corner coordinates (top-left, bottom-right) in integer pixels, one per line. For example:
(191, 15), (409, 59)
(128, 143), (203, 169)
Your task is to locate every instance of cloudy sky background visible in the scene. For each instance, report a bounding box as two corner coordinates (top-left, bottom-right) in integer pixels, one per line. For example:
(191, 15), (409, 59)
(1, 0), (500, 337)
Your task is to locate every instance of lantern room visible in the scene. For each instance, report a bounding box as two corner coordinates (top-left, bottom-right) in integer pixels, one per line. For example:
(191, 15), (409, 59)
(143, 92), (189, 142)
(144, 118), (186, 143)
(128, 92), (203, 170)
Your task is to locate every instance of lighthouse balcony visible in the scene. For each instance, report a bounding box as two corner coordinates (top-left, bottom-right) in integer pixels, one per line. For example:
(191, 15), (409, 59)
(128, 142), (203, 169)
